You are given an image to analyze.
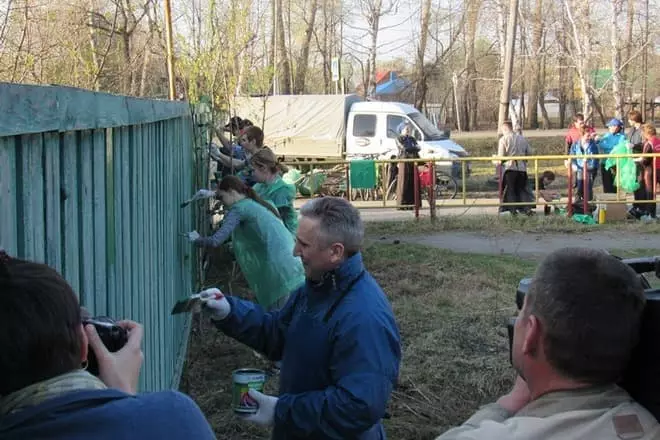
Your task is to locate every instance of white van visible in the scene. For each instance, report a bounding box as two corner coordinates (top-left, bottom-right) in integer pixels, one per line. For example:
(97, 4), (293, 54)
(345, 101), (469, 177)
(232, 94), (470, 178)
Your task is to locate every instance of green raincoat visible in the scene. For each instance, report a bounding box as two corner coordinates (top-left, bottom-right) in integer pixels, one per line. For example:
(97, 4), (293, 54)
(230, 198), (305, 308)
(253, 176), (298, 235)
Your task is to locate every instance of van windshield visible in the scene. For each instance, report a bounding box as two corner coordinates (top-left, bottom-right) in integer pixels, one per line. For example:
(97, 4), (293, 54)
(409, 112), (448, 141)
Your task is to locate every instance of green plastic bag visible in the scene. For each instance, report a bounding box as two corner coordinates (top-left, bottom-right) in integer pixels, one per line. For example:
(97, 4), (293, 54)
(298, 170), (327, 196)
(282, 168), (302, 185)
(572, 214), (596, 225)
(604, 140), (640, 193)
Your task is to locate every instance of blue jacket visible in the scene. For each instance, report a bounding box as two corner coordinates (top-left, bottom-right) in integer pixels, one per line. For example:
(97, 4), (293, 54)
(215, 253), (401, 439)
(570, 139), (599, 172)
(597, 132), (626, 154)
(0, 389), (216, 440)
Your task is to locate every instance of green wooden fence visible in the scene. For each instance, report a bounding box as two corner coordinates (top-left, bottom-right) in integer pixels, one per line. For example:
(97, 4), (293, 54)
(0, 83), (203, 391)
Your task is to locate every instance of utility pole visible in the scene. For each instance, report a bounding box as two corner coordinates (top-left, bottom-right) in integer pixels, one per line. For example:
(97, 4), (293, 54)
(164, 0), (176, 100)
(497, 0), (519, 134)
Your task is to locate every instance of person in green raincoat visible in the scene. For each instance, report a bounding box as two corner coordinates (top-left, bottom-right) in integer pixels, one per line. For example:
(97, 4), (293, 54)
(184, 176), (304, 311)
(249, 148), (298, 235)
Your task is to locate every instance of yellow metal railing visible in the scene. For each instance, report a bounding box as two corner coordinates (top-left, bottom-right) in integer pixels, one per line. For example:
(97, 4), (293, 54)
(283, 152), (660, 219)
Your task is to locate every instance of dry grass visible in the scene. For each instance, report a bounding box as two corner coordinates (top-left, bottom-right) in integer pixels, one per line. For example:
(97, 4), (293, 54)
(180, 243), (537, 439)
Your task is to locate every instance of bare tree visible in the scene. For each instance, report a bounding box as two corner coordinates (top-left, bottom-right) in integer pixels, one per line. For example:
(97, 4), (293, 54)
(413, 0), (432, 109)
(611, 0), (625, 119)
(353, 0), (399, 98)
(294, 0), (320, 94)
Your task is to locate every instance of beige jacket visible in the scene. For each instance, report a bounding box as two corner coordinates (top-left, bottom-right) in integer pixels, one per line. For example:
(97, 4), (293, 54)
(498, 133), (530, 172)
(436, 385), (660, 440)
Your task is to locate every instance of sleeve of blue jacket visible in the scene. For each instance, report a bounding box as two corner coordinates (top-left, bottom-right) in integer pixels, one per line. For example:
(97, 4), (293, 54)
(211, 289), (300, 360)
(586, 140), (599, 170)
(273, 312), (401, 438)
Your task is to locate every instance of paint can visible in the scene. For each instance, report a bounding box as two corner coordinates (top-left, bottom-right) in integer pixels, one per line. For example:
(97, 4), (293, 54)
(232, 368), (266, 414)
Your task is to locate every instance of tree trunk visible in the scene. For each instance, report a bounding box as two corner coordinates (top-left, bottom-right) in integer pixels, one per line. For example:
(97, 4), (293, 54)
(611, 0), (624, 119)
(464, 0), (480, 130)
(498, 0), (518, 133)
(294, 0), (319, 94)
(527, 0), (542, 129)
(640, 0), (649, 119)
(367, 0), (383, 98)
(624, 0), (634, 107)
(88, 0), (100, 91)
(414, 0), (432, 110)
(276, 0), (292, 94)
(496, 0), (507, 75)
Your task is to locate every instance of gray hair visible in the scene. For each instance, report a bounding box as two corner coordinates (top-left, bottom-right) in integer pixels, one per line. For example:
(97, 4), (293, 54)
(526, 247), (645, 385)
(299, 197), (364, 254)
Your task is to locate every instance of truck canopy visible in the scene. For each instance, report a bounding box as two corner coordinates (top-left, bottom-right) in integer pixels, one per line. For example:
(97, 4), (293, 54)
(232, 94), (363, 158)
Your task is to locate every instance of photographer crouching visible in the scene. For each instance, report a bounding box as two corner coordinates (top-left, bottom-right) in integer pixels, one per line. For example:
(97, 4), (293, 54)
(435, 248), (660, 440)
(0, 251), (215, 439)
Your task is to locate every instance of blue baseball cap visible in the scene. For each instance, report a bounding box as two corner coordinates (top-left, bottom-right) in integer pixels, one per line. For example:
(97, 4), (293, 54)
(606, 118), (624, 127)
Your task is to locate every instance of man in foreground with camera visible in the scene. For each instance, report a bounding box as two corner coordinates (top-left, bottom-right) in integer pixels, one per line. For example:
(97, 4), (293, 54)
(202, 196), (402, 439)
(436, 247), (660, 439)
(0, 251), (216, 439)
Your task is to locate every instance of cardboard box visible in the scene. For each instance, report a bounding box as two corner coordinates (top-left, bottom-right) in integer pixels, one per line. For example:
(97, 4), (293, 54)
(596, 194), (629, 222)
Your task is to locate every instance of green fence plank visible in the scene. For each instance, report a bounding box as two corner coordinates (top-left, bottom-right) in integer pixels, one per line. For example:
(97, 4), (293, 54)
(119, 126), (130, 319)
(61, 132), (81, 294)
(19, 134), (45, 262)
(0, 137), (18, 254)
(44, 132), (62, 272)
(134, 123), (146, 392)
(92, 128), (108, 316)
(78, 130), (95, 309)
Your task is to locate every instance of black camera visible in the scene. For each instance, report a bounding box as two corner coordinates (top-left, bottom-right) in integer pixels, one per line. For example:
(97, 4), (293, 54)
(82, 314), (128, 376)
(507, 256), (660, 421)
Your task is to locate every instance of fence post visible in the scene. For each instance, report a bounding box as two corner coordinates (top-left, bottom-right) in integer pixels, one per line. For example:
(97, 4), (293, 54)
(345, 163), (350, 201)
(582, 165), (588, 216)
(429, 161), (436, 220)
(497, 163), (503, 209)
(567, 159), (573, 217)
(414, 160), (420, 219)
(461, 161), (467, 205)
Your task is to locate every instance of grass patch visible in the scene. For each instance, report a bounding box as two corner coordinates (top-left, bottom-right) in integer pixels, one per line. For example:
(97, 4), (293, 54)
(180, 243), (537, 439)
(366, 215), (660, 238)
(460, 136), (565, 158)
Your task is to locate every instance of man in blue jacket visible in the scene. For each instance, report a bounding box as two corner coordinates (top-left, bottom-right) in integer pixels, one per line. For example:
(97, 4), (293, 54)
(203, 196), (402, 439)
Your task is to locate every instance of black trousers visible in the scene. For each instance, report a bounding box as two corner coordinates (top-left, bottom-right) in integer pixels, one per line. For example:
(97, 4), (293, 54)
(600, 163), (616, 194)
(501, 170), (528, 212)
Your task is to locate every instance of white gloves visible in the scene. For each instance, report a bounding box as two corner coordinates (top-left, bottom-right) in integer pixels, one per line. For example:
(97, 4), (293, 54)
(200, 288), (231, 320)
(242, 389), (278, 427)
(184, 230), (201, 242)
(192, 189), (217, 201)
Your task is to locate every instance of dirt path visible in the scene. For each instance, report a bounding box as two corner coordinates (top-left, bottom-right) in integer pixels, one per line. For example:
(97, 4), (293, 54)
(394, 231), (660, 258)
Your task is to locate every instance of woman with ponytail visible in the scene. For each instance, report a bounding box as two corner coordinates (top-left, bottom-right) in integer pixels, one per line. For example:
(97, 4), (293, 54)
(184, 176), (304, 311)
(250, 148), (298, 235)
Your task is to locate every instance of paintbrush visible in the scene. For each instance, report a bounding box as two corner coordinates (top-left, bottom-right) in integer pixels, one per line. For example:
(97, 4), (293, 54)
(171, 291), (223, 315)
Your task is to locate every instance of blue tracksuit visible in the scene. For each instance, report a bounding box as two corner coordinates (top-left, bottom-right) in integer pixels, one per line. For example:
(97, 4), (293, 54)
(215, 252), (402, 439)
(570, 139), (599, 200)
